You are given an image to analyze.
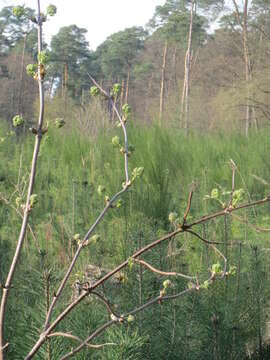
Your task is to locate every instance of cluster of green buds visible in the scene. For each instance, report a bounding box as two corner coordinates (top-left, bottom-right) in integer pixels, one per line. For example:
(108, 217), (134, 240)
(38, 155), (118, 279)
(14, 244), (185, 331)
(231, 189), (245, 208)
(111, 83), (121, 98)
(12, 6), (25, 18)
(204, 187), (245, 209)
(89, 86), (100, 97)
(26, 64), (38, 77)
(168, 211), (179, 224)
(160, 279), (172, 297)
(55, 118), (65, 128)
(112, 136), (135, 157)
(30, 194), (38, 208)
(38, 50), (50, 65)
(90, 234), (101, 244)
(211, 262), (223, 276)
(12, 114), (24, 127)
(127, 314), (135, 323)
(122, 103), (131, 123)
(46, 4), (57, 16)
(97, 185), (114, 206)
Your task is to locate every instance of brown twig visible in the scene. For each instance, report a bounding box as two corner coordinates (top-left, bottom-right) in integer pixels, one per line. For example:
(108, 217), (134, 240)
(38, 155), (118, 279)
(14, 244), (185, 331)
(48, 332), (116, 349)
(91, 291), (120, 318)
(186, 229), (222, 245)
(133, 259), (196, 280)
(182, 184), (195, 225)
(232, 214), (270, 233)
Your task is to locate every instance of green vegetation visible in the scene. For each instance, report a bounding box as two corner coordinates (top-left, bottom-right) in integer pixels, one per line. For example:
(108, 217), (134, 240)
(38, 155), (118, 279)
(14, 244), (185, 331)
(1, 124), (270, 358)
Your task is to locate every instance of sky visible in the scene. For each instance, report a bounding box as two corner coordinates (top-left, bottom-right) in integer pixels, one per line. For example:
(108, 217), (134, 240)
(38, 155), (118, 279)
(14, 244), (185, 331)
(0, 0), (166, 49)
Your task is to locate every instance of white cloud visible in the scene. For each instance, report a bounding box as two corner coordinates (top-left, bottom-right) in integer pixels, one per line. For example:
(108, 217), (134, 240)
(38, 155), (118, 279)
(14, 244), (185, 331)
(1, 0), (165, 49)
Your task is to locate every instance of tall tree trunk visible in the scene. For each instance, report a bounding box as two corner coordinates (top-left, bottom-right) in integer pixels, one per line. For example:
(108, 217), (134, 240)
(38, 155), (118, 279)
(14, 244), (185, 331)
(243, 0), (251, 137)
(232, 0), (252, 136)
(120, 78), (125, 109)
(18, 33), (27, 114)
(159, 40), (168, 124)
(181, 0), (194, 135)
(125, 67), (130, 104)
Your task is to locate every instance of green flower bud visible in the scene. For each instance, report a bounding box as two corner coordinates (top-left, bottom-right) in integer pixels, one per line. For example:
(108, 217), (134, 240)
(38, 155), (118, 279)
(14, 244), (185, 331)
(168, 212), (178, 223)
(163, 279), (172, 289)
(30, 194), (38, 207)
(90, 86), (100, 97)
(90, 234), (101, 244)
(38, 50), (50, 65)
(127, 314), (135, 323)
(116, 199), (123, 208)
(97, 185), (106, 195)
(112, 136), (120, 147)
(211, 188), (219, 199)
(26, 64), (37, 77)
(112, 83), (121, 96)
(46, 4), (57, 16)
(122, 103), (131, 116)
(12, 115), (24, 127)
(211, 262), (222, 275)
(55, 118), (65, 128)
(201, 281), (209, 289)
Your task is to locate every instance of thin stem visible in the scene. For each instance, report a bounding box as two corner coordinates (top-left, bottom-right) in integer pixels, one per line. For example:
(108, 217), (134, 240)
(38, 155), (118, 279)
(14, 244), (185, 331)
(134, 259), (196, 280)
(0, 3), (44, 358)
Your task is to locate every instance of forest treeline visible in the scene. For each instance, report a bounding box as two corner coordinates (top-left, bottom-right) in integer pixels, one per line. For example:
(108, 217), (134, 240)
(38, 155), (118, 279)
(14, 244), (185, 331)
(0, 0), (270, 135)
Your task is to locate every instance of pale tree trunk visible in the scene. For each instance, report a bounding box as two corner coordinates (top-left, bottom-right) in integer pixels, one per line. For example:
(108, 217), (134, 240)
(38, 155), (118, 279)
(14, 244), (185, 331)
(159, 40), (168, 124)
(120, 78), (125, 108)
(181, 0), (194, 135)
(232, 0), (253, 136)
(124, 67), (130, 104)
(18, 33), (27, 114)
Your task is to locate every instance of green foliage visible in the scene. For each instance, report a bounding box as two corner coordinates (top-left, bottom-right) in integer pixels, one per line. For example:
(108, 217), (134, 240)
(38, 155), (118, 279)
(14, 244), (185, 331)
(55, 118), (65, 128)
(46, 4), (57, 17)
(1, 125), (270, 358)
(37, 50), (50, 64)
(12, 114), (24, 127)
(90, 86), (100, 97)
(26, 63), (37, 77)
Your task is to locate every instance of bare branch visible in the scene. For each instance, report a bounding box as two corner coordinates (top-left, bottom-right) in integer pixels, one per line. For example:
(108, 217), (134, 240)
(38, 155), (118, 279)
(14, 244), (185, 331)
(133, 259), (196, 280)
(182, 183), (195, 226)
(48, 332), (116, 349)
(228, 159), (237, 208)
(232, 214), (270, 233)
(0, 1), (46, 356)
